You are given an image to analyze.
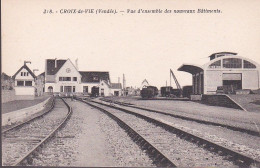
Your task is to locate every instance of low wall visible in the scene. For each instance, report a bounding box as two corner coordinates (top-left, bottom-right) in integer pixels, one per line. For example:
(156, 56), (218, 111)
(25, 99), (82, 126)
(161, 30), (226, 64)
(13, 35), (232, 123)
(1, 90), (15, 103)
(201, 94), (245, 110)
(2, 97), (51, 126)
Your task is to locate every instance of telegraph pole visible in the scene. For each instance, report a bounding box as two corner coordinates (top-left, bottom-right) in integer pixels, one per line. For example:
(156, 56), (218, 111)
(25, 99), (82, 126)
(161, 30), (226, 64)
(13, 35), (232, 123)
(123, 74), (126, 96)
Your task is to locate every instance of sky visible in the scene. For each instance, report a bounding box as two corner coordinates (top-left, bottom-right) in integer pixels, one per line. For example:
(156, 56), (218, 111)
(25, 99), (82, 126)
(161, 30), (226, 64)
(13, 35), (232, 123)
(2, 0), (260, 89)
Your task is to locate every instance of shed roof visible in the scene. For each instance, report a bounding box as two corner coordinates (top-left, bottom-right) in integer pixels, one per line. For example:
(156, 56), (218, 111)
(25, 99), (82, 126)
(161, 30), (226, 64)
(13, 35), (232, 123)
(178, 64), (203, 74)
(111, 83), (122, 89)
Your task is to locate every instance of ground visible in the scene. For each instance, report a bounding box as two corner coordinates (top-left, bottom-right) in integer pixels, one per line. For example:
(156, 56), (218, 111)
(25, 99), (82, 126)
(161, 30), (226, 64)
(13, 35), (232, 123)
(229, 94), (260, 112)
(104, 95), (260, 132)
(1, 95), (51, 114)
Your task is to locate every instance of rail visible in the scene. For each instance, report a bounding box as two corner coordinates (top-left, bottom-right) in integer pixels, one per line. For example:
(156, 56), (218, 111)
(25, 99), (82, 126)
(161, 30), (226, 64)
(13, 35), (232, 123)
(86, 98), (260, 167)
(101, 98), (260, 137)
(13, 97), (73, 166)
(77, 98), (176, 167)
(2, 97), (55, 134)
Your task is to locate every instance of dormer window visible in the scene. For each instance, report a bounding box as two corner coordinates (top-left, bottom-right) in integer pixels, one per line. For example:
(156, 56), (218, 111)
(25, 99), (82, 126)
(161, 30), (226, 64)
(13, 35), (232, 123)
(93, 76), (99, 81)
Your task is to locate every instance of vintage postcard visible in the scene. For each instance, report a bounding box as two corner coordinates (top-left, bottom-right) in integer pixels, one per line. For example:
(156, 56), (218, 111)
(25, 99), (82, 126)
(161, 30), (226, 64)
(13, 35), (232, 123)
(1, 0), (260, 167)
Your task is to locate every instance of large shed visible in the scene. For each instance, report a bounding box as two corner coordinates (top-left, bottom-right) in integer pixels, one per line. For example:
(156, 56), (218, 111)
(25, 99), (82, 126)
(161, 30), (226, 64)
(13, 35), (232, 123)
(178, 52), (260, 95)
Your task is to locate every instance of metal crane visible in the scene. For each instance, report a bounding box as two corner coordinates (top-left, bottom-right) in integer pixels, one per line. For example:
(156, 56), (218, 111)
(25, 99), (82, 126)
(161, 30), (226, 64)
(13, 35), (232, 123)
(170, 69), (183, 97)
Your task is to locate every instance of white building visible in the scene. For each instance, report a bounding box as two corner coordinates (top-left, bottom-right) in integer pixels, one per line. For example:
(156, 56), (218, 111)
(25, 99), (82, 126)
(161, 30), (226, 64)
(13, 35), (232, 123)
(13, 64), (37, 99)
(178, 52), (260, 95)
(44, 58), (122, 96)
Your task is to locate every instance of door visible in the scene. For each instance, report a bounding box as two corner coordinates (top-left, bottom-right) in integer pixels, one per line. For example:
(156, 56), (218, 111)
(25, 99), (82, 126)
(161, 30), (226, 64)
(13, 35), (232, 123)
(83, 86), (88, 93)
(64, 86), (72, 93)
(114, 91), (119, 96)
(101, 89), (104, 96)
(222, 73), (242, 94)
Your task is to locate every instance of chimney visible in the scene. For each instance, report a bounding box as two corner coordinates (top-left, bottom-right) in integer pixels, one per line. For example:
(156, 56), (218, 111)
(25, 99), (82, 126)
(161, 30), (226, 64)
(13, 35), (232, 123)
(24, 61), (31, 65)
(54, 58), (57, 68)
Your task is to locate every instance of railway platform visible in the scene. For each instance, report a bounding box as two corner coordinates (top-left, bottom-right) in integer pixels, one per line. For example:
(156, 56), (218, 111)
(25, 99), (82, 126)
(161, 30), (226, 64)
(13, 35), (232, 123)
(1, 95), (51, 114)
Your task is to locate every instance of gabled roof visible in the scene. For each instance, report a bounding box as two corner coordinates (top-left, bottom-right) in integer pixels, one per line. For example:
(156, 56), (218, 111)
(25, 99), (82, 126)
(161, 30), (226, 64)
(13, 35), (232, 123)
(79, 71), (110, 83)
(46, 59), (67, 75)
(111, 83), (122, 89)
(13, 64), (36, 79)
(39, 72), (45, 76)
(101, 80), (111, 87)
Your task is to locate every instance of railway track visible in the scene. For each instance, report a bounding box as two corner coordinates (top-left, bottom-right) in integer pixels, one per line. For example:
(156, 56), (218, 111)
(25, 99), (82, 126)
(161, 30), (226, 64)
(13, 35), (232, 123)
(78, 97), (260, 167)
(2, 97), (72, 166)
(100, 98), (260, 137)
(77, 98), (176, 167)
(2, 97), (55, 134)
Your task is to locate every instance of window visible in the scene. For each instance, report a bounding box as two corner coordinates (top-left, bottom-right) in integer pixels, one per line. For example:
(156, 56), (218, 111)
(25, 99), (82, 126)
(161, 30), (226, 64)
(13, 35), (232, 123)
(243, 60), (256, 69)
(59, 77), (71, 81)
(209, 60), (221, 69)
(73, 86), (75, 92)
(17, 81), (24, 86)
(21, 72), (23, 76)
(65, 77), (71, 81)
(60, 86), (63, 92)
(25, 81), (32, 86)
(223, 58), (242, 68)
(73, 77), (77, 81)
(27, 72), (29, 76)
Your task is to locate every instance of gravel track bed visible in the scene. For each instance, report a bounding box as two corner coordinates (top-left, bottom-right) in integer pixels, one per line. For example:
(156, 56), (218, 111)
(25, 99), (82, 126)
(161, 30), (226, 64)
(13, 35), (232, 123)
(30, 99), (154, 167)
(104, 98), (260, 132)
(130, 104), (259, 132)
(99, 109), (155, 167)
(94, 102), (235, 167)
(119, 104), (260, 161)
(2, 98), (68, 166)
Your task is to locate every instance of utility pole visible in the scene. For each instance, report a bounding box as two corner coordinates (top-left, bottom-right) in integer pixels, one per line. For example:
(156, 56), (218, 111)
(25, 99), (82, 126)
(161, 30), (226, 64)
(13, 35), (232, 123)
(123, 74), (126, 96)
(170, 69), (172, 87)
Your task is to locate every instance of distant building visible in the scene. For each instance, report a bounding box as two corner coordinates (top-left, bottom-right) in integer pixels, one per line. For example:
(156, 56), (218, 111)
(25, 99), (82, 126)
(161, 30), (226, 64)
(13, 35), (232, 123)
(1, 73), (14, 90)
(12, 63), (37, 98)
(110, 83), (122, 96)
(35, 72), (45, 96)
(44, 58), (121, 96)
(140, 79), (149, 89)
(178, 52), (260, 94)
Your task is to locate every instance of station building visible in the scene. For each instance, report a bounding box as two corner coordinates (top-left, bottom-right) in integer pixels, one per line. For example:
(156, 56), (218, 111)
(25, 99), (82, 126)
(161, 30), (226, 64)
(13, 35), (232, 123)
(178, 52), (260, 95)
(44, 58), (122, 96)
(12, 63), (37, 99)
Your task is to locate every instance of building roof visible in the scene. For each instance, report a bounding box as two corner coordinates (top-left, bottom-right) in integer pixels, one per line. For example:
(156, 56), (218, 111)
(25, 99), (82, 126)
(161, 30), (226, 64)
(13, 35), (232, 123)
(13, 64), (36, 79)
(46, 59), (67, 75)
(111, 83), (122, 89)
(38, 72), (45, 77)
(209, 52), (237, 60)
(178, 64), (204, 75)
(79, 71), (110, 83)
